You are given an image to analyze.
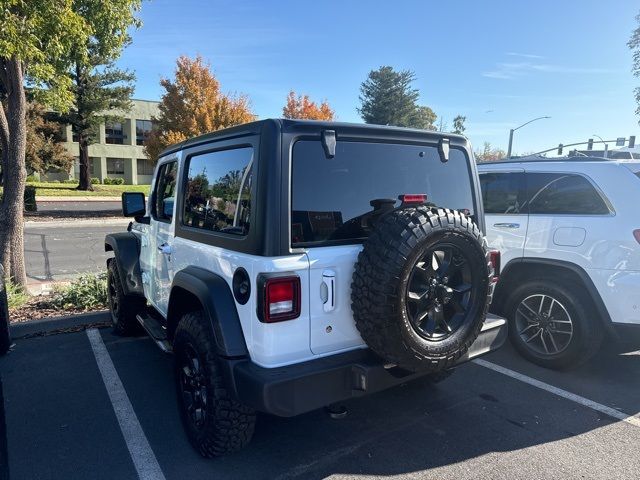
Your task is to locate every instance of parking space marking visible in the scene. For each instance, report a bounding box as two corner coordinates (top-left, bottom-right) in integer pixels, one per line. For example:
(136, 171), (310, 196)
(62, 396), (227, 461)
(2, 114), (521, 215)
(87, 328), (167, 480)
(473, 359), (640, 428)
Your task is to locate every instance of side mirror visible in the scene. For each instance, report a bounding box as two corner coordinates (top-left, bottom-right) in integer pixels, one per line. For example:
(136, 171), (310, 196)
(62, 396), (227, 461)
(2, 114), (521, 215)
(122, 192), (146, 217)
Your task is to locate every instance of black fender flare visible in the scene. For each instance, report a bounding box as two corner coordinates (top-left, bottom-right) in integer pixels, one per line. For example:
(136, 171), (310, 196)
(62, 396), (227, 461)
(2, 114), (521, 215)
(104, 232), (144, 297)
(494, 257), (614, 336)
(168, 266), (248, 359)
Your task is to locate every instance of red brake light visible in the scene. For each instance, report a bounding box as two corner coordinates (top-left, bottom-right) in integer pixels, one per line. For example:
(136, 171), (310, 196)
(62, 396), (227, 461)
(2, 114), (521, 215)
(634, 230), (640, 244)
(489, 250), (501, 281)
(398, 194), (427, 204)
(260, 275), (301, 323)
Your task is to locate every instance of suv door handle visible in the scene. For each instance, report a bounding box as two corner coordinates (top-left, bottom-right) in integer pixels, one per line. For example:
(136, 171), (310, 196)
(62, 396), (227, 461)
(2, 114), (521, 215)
(157, 243), (173, 255)
(493, 223), (520, 229)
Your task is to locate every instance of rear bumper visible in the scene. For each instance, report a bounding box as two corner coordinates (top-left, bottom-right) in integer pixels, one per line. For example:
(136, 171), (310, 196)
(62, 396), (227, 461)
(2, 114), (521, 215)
(226, 314), (507, 417)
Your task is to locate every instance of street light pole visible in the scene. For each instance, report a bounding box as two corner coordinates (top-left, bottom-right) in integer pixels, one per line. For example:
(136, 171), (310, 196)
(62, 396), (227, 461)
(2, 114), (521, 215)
(506, 116), (551, 158)
(593, 134), (608, 159)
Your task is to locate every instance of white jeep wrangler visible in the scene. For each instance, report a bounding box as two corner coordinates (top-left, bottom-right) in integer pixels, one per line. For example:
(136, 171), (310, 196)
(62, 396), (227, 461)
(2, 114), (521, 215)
(105, 119), (506, 457)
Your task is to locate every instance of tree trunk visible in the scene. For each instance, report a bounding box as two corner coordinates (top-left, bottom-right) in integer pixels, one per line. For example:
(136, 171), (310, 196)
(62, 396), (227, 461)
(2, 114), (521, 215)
(77, 133), (94, 191)
(0, 58), (28, 286)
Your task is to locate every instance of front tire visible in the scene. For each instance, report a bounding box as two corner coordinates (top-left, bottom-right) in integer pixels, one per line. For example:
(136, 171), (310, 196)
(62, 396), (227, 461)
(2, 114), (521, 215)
(173, 311), (256, 457)
(505, 279), (603, 369)
(107, 259), (145, 336)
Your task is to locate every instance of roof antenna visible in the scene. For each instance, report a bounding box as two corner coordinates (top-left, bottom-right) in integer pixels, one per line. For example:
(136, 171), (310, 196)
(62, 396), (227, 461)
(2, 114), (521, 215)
(322, 130), (336, 159)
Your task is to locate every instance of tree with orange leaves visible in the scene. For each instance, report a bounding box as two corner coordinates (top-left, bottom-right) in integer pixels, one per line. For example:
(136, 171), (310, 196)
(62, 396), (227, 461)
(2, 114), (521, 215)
(144, 55), (255, 162)
(282, 91), (335, 121)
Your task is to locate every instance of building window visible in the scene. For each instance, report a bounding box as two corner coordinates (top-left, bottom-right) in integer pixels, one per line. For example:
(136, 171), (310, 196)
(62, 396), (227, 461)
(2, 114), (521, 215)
(107, 158), (126, 175)
(105, 122), (126, 144)
(74, 157), (95, 175)
(136, 158), (155, 176)
(72, 125), (80, 143)
(136, 120), (153, 146)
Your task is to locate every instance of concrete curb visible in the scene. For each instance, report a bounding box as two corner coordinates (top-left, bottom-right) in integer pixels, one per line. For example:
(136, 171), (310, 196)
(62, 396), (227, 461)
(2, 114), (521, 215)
(10, 311), (110, 339)
(25, 218), (130, 228)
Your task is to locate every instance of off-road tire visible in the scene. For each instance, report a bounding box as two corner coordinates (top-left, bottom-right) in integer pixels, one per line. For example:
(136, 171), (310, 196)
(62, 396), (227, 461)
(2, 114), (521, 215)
(505, 279), (603, 370)
(107, 259), (145, 336)
(352, 207), (491, 372)
(173, 311), (256, 457)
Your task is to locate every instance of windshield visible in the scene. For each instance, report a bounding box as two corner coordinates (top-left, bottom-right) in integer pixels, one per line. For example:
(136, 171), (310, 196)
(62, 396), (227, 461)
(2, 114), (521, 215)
(291, 139), (475, 246)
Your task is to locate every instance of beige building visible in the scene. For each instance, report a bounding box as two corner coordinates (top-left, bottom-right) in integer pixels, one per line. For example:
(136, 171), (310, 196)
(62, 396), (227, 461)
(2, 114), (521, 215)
(43, 99), (160, 185)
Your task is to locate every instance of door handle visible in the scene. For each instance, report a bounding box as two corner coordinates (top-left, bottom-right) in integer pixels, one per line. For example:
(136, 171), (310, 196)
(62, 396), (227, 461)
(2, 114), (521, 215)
(157, 243), (173, 255)
(321, 270), (336, 312)
(493, 223), (520, 229)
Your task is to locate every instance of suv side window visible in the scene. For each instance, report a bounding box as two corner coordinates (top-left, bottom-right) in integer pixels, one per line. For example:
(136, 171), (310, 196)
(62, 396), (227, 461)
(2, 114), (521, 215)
(479, 172), (525, 214)
(526, 172), (610, 215)
(183, 147), (254, 235)
(153, 161), (178, 222)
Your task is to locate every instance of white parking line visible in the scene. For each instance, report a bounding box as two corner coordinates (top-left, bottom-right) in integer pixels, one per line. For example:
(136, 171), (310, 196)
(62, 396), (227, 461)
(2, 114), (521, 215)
(473, 358), (640, 428)
(87, 328), (167, 480)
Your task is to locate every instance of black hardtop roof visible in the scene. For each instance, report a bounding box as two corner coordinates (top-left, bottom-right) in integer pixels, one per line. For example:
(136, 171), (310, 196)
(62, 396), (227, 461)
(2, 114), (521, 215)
(158, 118), (467, 158)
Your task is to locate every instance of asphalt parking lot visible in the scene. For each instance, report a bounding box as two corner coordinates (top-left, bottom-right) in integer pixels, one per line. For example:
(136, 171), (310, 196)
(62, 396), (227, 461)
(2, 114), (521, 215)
(1, 320), (640, 480)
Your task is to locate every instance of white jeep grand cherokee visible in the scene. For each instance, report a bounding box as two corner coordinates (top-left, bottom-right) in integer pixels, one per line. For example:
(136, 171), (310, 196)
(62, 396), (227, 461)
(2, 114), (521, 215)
(106, 119), (505, 456)
(479, 157), (640, 369)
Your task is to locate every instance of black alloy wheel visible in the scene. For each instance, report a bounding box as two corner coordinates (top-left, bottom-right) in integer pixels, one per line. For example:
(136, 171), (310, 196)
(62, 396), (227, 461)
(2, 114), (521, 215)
(177, 343), (209, 430)
(406, 244), (475, 341)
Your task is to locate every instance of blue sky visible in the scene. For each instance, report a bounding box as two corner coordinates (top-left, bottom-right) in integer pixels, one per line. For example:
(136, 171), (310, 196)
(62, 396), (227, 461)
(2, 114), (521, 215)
(118, 0), (640, 154)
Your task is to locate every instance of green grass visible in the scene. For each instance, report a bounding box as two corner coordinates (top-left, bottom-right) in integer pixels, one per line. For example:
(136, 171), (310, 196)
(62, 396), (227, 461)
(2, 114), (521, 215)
(6, 281), (29, 309)
(27, 182), (150, 197)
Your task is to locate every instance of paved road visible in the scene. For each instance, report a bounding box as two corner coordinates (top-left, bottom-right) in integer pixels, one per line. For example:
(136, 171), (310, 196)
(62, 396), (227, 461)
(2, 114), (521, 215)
(1, 325), (639, 480)
(37, 200), (121, 213)
(24, 224), (127, 282)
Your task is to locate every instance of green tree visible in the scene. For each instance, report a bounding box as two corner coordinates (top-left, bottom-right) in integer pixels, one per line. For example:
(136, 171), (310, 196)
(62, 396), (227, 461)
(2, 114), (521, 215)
(0, 0), (87, 285)
(452, 115), (466, 134)
(52, 0), (141, 191)
(629, 12), (640, 121)
(358, 66), (437, 129)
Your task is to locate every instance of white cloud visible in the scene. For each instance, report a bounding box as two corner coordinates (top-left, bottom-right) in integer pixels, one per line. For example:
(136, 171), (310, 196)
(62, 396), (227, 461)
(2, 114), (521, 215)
(482, 62), (615, 80)
(506, 52), (545, 59)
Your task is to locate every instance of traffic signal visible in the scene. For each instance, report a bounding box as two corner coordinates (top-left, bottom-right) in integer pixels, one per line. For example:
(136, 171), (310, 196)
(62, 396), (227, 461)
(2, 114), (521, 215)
(630, 136), (636, 149)
(558, 144), (563, 155)
(587, 138), (593, 150)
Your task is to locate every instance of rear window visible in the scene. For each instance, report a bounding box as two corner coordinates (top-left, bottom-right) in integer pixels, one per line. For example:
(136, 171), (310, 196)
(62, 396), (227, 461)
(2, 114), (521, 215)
(525, 173), (610, 215)
(291, 140), (474, 246)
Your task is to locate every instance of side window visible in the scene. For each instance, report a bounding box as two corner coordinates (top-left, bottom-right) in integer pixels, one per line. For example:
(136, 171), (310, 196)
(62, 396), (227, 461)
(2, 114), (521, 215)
(479, 172), (525, 214)
(183, 147), (253, 236)
(526, 173), (610, 215)
(153, 161), (178, 222)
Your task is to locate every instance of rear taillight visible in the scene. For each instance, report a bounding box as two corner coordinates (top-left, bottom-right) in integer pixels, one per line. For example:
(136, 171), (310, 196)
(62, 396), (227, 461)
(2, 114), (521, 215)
(258, 275), (301, 323)
(633, 230), (640, 244)
(489, 250), (501, 281)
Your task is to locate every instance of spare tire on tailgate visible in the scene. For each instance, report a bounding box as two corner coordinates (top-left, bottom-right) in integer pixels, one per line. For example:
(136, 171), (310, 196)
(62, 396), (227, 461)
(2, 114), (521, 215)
(351, 206), (491, 372)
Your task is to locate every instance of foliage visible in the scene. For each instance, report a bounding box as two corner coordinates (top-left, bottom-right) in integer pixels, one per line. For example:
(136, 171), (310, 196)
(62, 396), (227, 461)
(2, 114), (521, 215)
(103, 177), (124, 185)
(23, 186), (36, 212)
(358, 66), (437, 130)
(91, 177), (101, 185)
(0, 0), (88, 286)
(145, 56), (256, 162)
(475, 142), (506, 163)
(452, 115), (466, 135)
(282, 91), (334, 120)
(50, 272), (107, 310)
(51, 0), (142, 191)
(24, 101), (74, 175)
(629, 12), (640, 122)
(6, 281), (29, 310)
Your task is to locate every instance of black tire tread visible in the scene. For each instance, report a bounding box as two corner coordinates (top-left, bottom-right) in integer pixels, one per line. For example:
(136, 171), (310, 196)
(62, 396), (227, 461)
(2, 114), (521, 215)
(107, 259), (145, 336)
(351, 207), (492, 372)
(174, 311), (256, 457)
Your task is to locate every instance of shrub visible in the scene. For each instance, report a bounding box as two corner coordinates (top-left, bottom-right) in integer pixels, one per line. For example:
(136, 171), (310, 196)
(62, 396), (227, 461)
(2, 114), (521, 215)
(5, 281), (29, 310)
(112, 178), (124, 185)
(24, 185), (37, 212)
(26, 175), (37, 182)
(90, 177), (100, 185)
(50, 272), (108, 311)
(62, 179), (77, 184)
(102, 178), (112, 185)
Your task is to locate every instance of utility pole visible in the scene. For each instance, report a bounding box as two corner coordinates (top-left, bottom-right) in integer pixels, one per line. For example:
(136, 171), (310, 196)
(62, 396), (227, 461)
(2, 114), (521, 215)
(506, 116), (551, 158)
